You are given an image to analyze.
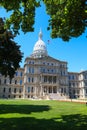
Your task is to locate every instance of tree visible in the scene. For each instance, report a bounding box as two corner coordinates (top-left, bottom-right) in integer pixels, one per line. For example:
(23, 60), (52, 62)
(0, 18), (23, 79)
(0, 0), (40, 34)
(44, 0), (87, 41)
(0, 0), (87, 41)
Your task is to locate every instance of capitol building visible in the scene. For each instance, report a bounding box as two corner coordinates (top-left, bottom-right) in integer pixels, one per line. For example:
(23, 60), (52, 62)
(0, 30), (87, 100)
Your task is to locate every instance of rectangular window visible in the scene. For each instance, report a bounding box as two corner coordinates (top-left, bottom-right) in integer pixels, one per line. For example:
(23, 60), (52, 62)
(48, 76), (52, 83)
(15, 80), (17, 84)
(86, 89), (87, 94)
(72, 75), (74, 79)
(29, 68), (31, 73)
(20, 72), (23, 77)
(28, 87), (30, 93)
(53, 76), (56, 83)
(28, 77), (30, 82)
(14, 88), (16, 93)
(32, 78), (34, 82)
(32, 68), (34, 73)
(4, 79), (6, 84)
(9, 88), (11, 93)
(44, 76), (47, 82)
(3, 88), (6, 93)
(20, 80), (22, 85)
(15, 72), (18, 76)
(31, 87), (33, 92)
(19, 88), (22, 93)
(10, 79), (12, 84)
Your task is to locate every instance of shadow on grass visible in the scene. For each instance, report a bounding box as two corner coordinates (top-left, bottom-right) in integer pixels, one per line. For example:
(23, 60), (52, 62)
(0, 104), (50, 114)
(0, 114), (87, 130)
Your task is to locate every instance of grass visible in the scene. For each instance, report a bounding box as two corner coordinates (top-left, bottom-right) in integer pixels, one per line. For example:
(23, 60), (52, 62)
(0, 99), (87, 130)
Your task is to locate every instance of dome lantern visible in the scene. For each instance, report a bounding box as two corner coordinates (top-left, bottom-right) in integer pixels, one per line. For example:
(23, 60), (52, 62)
(39, 29), (43, 40)
(31, 29), (48, 58)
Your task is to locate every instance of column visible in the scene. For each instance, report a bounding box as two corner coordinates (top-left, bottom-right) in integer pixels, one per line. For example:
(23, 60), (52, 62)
(83, 88), (85, 99)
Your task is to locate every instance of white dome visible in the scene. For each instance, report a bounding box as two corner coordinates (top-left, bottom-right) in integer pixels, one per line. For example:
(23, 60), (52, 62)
(31, 30), (48, 58)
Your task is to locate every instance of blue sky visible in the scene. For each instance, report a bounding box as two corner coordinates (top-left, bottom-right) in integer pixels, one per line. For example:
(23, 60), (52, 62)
(0, 3), (87, 72)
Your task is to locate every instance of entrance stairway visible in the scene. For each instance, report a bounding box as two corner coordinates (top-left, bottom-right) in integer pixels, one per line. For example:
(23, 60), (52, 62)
(49, 93), (67, 100)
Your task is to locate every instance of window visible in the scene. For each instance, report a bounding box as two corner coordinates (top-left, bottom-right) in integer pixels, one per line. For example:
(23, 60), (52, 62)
(53, 76), (56, 83)
(15, 72), (18, 76)
(84, 75), (87, 79)
(73, 90), (75, 94)
(20, 72), (23, 77)
(19, 88), (22, 93)
(28, 77), (30, 82)
(8, 95), (10, 98)
(15, 80), (17, 84)
(73, 83), (75, 87)
(14, 88), (16, 93)
(3, 88), (6, 93)
(10, 79), (12, 84)
(32, 68), (34, 73)
(68, 76), (71, 80)
(86, 89), (87, 94)
(53, 86), (57, 93)
(32, 78), (34, 82)
(31, 87), (33, 92)
(64, 88), (66, 93)
(4, 79), (6, 84)
(19, 95), (21, 98)
(48, 76), (52, 83)
(51, 69), (54, 73)
(48, 69), (49, 72)
(44, 87), (47, 93)
(72, 75), (74, 79)
(69, 82), (71, 87)
(28, 68), (31, 73)
(20, 80), (22, 85)
(32, 61), (34, 64)
(9, 88), (11, 93)
(61, 71), (62, 76)
(28, 87), (30, 93)
(43, 68), (45, 73)
(29, 61), (31, 64)
(85, 82), (87, 86)
(63, 71), (65, 75)
(49, 87), (52, 93)
(44, 76), (47, 82)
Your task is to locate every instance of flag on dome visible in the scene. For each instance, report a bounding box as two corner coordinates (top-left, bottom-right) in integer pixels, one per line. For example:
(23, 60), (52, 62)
(48, 40), (50, 44)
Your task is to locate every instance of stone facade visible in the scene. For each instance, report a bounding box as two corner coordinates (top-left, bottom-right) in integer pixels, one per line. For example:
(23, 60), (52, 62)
(0, 30), (87, 99)
(68, 71), (87, 99)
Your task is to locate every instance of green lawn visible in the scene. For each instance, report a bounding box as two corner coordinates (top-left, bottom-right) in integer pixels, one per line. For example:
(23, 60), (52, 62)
(0, 99), (87, 130)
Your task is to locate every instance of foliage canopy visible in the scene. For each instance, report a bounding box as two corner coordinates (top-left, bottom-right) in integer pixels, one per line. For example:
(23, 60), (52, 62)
(0, 0), (87, 41)
(0, 18), (23, 78)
